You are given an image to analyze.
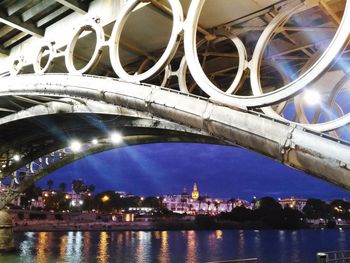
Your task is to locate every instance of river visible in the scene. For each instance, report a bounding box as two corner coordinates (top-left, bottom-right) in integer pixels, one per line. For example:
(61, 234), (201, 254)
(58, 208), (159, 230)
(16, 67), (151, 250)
(0, 229), (348, 262)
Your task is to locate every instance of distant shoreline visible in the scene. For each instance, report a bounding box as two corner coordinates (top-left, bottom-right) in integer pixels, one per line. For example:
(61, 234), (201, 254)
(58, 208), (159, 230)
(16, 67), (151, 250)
(13, 221), (156, 232)
(13, 220), (350, 232)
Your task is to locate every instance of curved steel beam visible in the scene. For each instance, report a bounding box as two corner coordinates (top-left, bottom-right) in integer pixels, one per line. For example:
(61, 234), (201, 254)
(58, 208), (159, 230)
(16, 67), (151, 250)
(0, 134), (222, 209)
(0, 98), (213, 179)
(0, 74), (350, 191)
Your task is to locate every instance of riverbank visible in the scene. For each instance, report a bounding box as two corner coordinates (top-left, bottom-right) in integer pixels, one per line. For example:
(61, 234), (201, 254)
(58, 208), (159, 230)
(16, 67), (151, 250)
(12, 219), (350, 232)
(13, 221), (155, 232)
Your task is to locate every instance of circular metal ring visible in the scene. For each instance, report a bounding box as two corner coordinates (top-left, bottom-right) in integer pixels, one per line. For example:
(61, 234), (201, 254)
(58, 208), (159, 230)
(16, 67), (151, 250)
(178, 38), (207, 93)
(307, 75), (350, 131)
(179, 31), (248, 95)
(109, 0), (183, 82)
(184, 1), (350, 108)
(65, 20), (105, 74)
(216, 29), (248, 94)
(34, 41), (56, 74)
(261, 58), (350, 132)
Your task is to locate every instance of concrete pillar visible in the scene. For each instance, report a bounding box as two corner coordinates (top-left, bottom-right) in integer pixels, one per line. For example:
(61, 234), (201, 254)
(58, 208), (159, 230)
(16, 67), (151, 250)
(0, 210), (15, 252)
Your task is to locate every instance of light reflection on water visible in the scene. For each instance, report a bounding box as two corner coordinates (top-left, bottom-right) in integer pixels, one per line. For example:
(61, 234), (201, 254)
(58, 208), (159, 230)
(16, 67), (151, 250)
(97, 232), (109, 263)
(159, 231), (170, 263)
(58, 233), (67, 262)
(36, 232), (52, 263)
(0, 229), (348, 263)
(290, 231), (301, 263)
(135, 231), (151, 263)
(186, 230), (197, 263)
(237, 229), (245, 259)
(83, 232), (91, 262)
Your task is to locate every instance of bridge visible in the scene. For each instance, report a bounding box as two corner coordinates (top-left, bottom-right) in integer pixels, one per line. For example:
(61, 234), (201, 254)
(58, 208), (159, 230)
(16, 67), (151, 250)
(0, 0), (350, 251)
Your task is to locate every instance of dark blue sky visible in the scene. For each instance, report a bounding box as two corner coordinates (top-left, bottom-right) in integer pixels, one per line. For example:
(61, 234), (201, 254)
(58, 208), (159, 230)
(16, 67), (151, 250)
(40, 143), (350, 200)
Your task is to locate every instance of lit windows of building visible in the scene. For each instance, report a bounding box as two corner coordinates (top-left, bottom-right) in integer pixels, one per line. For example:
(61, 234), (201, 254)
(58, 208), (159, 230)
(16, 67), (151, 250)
(162, 183), (242, 215)
(278, 197), (307, 211)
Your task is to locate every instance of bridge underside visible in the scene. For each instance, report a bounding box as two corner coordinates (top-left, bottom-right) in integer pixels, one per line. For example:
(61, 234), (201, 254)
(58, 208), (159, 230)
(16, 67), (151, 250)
(0, 0), (350, 207)
(0, 92), (222, 208)
(0, 74), (348, 209)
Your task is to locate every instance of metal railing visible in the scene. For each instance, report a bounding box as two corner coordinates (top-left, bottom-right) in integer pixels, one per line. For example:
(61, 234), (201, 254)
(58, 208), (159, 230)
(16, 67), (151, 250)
(317, 250), (350, 263)
(207, 258), (258, 263)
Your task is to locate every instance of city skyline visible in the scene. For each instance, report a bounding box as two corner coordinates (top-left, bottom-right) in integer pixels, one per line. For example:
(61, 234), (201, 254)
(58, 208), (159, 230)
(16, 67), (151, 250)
(39, 143), (350, 200)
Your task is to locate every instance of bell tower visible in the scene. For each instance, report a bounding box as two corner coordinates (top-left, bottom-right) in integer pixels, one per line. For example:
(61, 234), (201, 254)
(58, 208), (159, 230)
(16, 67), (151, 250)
(192, 183), (199, 200)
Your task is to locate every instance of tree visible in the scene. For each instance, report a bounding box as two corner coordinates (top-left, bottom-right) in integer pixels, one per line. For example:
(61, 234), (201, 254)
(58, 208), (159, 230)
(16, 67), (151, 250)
(181, 197), (187, 213)
(330, 199), (350, 220)
(206, 200), (211, 214)
(59, 182), (66, 192)
(197, 196), (206, 213)
(257, 197), (282, 211)
(303, 198), (331, 219)
(47, 180), (54, 190)
(214, 200), (220, 214)
(255, 197), (284, 228)
(21, 184), (42, 209)
(72, 179), (87, 194)
(281, 207), (305, 229)
(228, 198), (236, 211)
(94, 191), (122, 212)
(88, 184), (95, 193)
(228, 206), (254, 222)
(144, 197), (163, 209)
(122, 196), (140, 209)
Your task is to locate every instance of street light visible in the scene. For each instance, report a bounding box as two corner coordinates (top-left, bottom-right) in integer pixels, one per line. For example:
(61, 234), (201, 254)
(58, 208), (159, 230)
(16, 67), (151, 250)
(13, 154), (20, 162)
(102, 195), (110, 202)
(110, 132), (122, 144)
(70, 140), (82, 152)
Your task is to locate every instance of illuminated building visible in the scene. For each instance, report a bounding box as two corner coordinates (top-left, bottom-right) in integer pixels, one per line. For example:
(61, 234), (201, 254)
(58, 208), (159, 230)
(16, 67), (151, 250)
(162, 184), (243, 215)
(278, 197), (307, 211)
(191, 183), (199, 200)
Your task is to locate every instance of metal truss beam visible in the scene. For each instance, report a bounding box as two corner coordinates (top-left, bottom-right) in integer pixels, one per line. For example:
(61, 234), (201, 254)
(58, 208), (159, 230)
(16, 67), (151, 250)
(0, 43), (9, 55)
(0, 9), (44, 37)
(7, 0), (32, 16)
(36, 6), (69, 27)
(55, 0), (89, 14)
(22, 0), (56, 22)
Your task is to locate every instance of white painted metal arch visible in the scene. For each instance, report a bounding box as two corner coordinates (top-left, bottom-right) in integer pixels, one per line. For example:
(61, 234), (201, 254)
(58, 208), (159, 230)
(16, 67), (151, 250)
(0, 74), (349, 191)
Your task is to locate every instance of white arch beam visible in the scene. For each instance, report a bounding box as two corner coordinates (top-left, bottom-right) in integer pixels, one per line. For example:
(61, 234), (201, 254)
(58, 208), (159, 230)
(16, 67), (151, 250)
(0, 74), (349, 190)
(0, 134), (222, 209)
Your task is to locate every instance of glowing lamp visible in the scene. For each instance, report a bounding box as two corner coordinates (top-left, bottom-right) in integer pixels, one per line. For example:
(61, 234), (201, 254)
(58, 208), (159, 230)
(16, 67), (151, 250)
(13, 154), (20, 161)
(70, 140), (82, 152)
(303, 89), (321, 106)
(102, 195), (110, 202)
(110, 132), (122, 144)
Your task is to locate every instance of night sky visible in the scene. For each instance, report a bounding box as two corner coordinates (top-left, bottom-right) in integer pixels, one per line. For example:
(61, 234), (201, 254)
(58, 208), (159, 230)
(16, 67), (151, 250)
(39, 143), (350, 201)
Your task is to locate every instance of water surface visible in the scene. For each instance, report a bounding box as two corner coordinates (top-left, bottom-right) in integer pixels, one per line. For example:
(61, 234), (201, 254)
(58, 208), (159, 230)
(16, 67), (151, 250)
(0, 229), (348, 262)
